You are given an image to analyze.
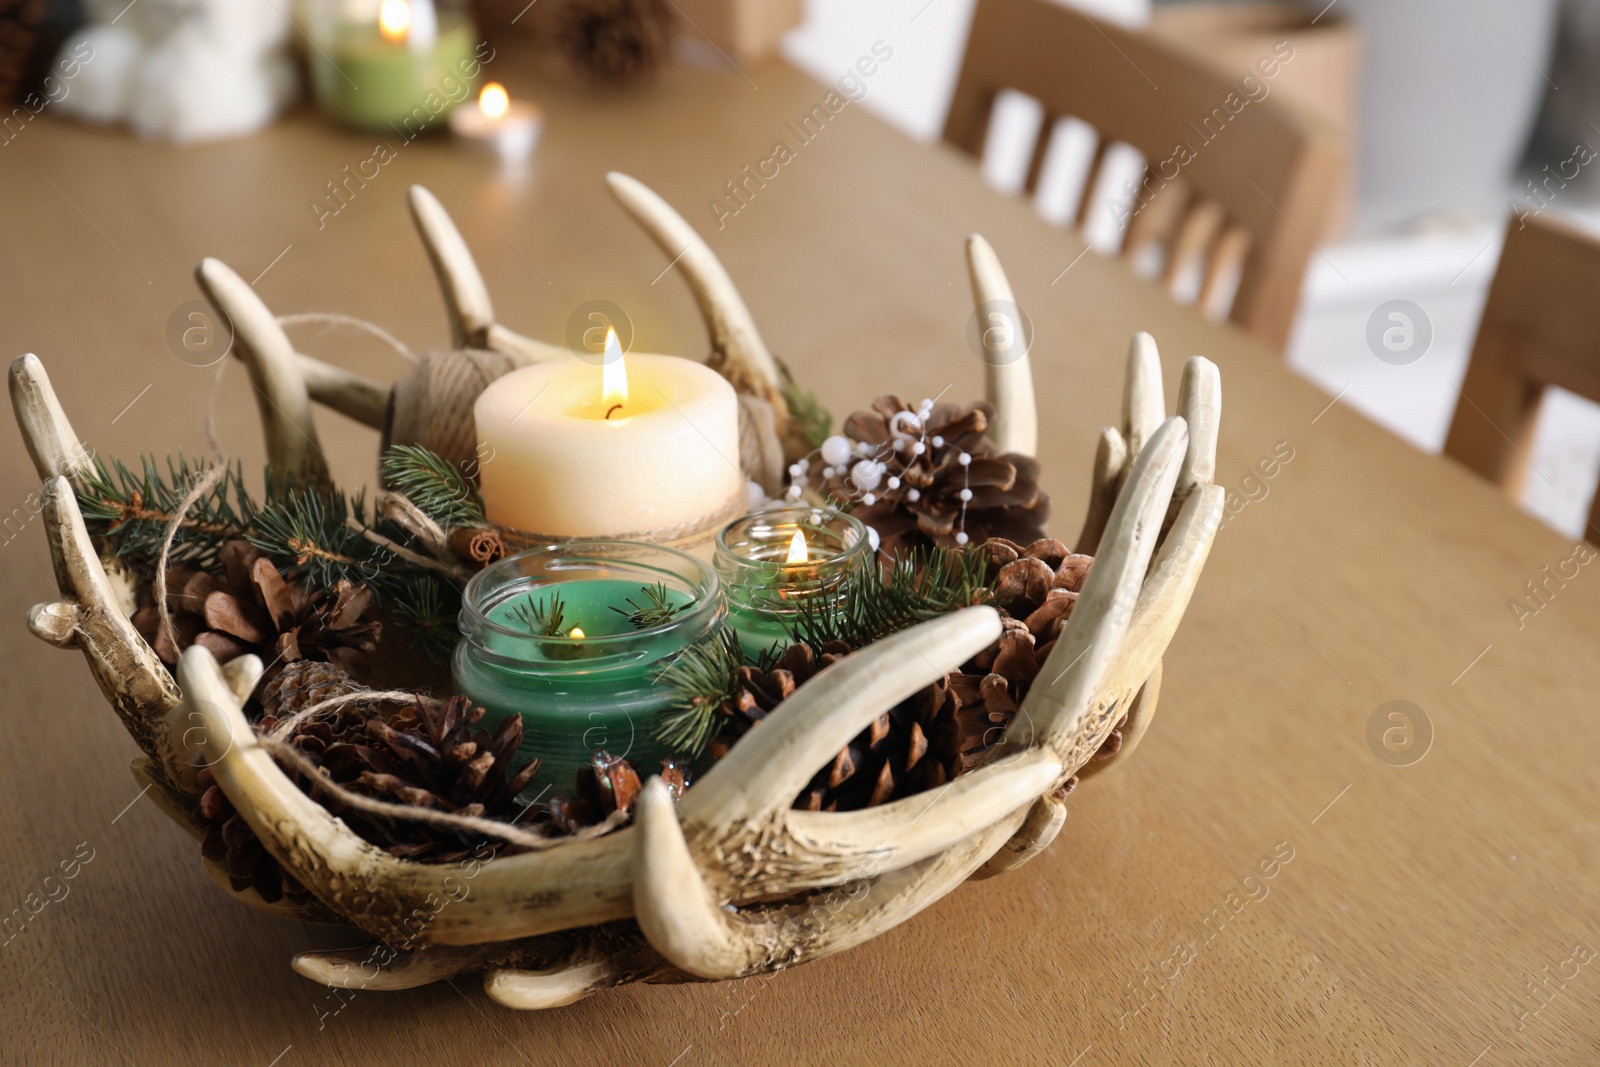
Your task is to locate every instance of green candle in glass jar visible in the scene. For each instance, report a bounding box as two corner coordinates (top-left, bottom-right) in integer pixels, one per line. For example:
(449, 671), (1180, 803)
(453, 542), (726, 799)
(713, 507), (874, 659)
(309, 0), (481, 131)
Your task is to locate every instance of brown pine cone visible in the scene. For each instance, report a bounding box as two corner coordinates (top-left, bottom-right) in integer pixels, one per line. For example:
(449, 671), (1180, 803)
(707, 642), (848, 758)
(547, 0), (673, 86)
(197, 765), (314, 906)
(336, 696), (542, 860)
(547, 751), (689, 835)
(196, 660), (367, 903)
(133, 541), (273, 666)
(259, 659), (364, 724)
(802, 397), (1051, 555)
(704, 537), (1107, 812)
(202, 683), (544, 870)
(132, 540), (381, 681)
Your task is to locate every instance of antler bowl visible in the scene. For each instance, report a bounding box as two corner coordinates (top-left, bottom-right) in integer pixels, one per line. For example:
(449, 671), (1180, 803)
(9, 175), (1223, 1010)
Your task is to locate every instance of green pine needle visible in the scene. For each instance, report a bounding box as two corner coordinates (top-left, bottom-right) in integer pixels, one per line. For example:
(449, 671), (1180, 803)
(777, 355), (832, 449)
(391, 574), (463, 661)
(380, 444), (486, 529)
(510, 591), (568, 637)
(78, 451), (457, 614)
(609, 583), (684, 629)
(247, 485), (408, 598)
(786, 545), (994, 650)
(77, 454), (255, 569)
(655, 629), (747, 756)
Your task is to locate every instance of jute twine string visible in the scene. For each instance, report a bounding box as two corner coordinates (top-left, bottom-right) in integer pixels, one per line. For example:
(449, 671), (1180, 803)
(385, 346), (519, 474)
(152, 464), (229, 660)
(497, 483), (750, 554)
(263, 688), (439, 744)
(276, 313), (417, 364)
(263, 739), (628, 849)
(154, 359), (242, 653)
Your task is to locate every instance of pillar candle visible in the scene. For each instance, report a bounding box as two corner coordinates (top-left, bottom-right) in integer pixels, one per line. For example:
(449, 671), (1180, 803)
(474, 332), (743, 539)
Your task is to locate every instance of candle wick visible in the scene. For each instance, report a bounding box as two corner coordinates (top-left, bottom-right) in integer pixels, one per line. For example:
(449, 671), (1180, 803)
(604, 403), (623, 420)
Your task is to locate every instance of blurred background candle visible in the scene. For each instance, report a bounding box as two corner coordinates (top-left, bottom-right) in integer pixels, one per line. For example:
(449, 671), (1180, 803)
(475, 329), (744, 543)
(308, 0), (479, 131)
(713, 507), (873, 656)
(449, 81), (541, 162)
(453, 542), (726, 796)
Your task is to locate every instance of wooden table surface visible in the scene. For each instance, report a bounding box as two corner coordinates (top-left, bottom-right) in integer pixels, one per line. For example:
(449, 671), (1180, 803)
(3, 51), (1598, 1067)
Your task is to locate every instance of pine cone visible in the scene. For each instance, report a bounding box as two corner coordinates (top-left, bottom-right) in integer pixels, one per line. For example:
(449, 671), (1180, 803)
(546, 751), (689, 834)
(197, 764), (317, 906)
(707, 642), (847, 758)
(704, 538), (1106, 812)
(132, 540), (381, 680)
(203, 662), (545, 869)
(548, 0), (673, 86)
(334, 696), (542, 861)
(198, 660), (368, 903)
(798, 396), (1050, 555)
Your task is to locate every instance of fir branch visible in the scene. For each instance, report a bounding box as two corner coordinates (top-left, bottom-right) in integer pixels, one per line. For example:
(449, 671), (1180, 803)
(510, 591), (568, 637)
(786, 545), (994, 650)
(247, 486), (401, 596)
(77, 454), (254, 568)
(609, 582), (683, 629)
(777, 355), (832, 449)
(391, 574), (463, 662)
(655, 629), (747, 756)
(380, 444), (486, 529)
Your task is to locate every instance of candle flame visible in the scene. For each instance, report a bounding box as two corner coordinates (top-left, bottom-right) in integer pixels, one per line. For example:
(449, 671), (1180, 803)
(479, 82), (509, 120)
(570, 627), (585, 639)
(785, 529), (808, 565)
(601, 327), (627, 413)
(378, 0), (411, 42)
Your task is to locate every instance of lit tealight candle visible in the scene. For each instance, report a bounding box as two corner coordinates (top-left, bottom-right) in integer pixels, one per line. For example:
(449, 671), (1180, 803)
(449, 80), (542, 162)
(475, 334), (744, 543)
(714, 508), (873, 656)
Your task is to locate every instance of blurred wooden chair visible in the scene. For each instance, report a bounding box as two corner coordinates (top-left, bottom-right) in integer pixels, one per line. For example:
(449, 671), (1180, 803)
(1444, 213), (1600, 539)
(942, 0), (1342, 351)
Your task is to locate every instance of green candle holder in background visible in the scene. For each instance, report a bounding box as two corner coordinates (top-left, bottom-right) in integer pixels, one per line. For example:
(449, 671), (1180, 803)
(453, 541), (726, 800)
(307, 0), (482, 132)
(713, 507), (874, 658)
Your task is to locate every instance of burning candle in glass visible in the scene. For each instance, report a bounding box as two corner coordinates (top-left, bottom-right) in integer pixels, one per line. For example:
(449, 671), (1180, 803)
(308, 0), (481, 131)
(453, 542), (725, 798)
(713, 507), (873, 657)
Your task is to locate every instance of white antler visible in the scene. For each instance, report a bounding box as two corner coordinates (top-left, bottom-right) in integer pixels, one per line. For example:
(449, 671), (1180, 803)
(406, 185), (568, 363)
(32, 478), (187, 782)
(178, 608), (1060, 946)
(633, 775), (1033, 980)
(965, 235), (1037, 457)
(9, 354), (92, 490)
(195, 258), (329, 486)
(604, 172), (803, 455)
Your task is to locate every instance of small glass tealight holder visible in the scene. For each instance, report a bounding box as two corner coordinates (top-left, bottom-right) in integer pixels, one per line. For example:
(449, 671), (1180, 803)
(453, 541), (725, 798)
(713, 507), (874, 658)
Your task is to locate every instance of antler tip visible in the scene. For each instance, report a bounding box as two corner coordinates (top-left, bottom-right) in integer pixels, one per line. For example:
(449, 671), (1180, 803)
(9, 351), (41, 378)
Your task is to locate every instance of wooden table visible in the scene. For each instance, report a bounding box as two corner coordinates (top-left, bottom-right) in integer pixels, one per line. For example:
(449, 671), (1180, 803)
(3, 54), (1598, 1067)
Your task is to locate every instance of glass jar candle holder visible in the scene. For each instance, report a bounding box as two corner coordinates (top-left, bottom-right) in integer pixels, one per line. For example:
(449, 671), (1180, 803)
(306, 0), (484, 131)
(453, 541), (725, 799)
(713, 507), (874, 658)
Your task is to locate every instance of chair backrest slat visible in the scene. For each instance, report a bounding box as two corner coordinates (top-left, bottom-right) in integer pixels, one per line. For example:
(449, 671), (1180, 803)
(1444, 213), (1600, 539)
(942, 0), (1340, 350)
